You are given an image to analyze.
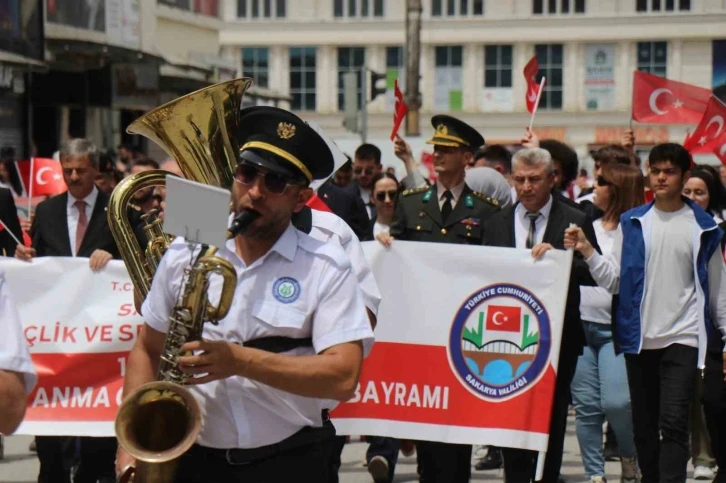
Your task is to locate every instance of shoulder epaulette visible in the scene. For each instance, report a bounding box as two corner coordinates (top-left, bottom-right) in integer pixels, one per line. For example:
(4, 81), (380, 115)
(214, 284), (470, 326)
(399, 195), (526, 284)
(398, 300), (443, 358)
(471, 191), (499, 207)
(402, 186), (429, 197)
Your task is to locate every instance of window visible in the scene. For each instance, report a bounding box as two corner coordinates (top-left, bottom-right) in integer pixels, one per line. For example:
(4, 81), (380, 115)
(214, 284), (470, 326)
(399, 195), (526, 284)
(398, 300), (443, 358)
(434, 46), (464, 111)
(484, 45), (513, 88)
(534, 44), (563, 110)
(290, 48), (316, 111)
(431, 0), (484, 16)
(337, 47), (366, 110)
(242, 48), (269, 88)
(334, 0), (384, 17)
(237, 0), (286, 17)
(385, 46), (405, 110)
(532, 0), (584, 14)
(636, 0), (690, 11)
(637, 42), (667, 77)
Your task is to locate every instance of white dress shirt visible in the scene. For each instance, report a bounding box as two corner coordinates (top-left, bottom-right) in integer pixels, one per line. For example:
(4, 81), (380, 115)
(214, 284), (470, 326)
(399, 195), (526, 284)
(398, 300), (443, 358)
(142, 224), (374, 449)
(0, 268), (37, 393)
(309, 209), (382, 316)
(436, 180), (465, 210)
(67, 186), (99, 256)
(514, 195), (553, 249)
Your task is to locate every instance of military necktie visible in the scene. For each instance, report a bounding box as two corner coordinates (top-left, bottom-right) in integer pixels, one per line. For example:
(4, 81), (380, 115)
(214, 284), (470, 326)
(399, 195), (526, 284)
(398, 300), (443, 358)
(441, 190), (453, 223)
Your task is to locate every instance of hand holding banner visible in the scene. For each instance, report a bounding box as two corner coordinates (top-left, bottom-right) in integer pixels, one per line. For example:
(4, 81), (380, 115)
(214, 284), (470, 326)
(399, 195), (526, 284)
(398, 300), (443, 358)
(390, 79), (409, 141)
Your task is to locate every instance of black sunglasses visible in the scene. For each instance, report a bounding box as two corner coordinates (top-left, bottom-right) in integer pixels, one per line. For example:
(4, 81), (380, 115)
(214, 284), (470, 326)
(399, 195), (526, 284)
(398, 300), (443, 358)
(354, 167), (375, 176)
(596, 175), (611, 187)
(375, 190), (397, 202)
(234, 164), (299, 195)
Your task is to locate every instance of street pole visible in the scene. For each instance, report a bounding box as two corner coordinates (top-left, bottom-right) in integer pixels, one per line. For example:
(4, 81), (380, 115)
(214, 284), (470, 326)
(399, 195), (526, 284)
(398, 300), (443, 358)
(405, 0), (422, 137)
(360, 68), (368, 143)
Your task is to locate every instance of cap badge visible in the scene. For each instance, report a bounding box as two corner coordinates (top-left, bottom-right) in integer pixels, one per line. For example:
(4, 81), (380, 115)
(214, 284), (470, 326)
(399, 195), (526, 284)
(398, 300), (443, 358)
(435, 123), (448, 136)
(277, 122), (296, 140)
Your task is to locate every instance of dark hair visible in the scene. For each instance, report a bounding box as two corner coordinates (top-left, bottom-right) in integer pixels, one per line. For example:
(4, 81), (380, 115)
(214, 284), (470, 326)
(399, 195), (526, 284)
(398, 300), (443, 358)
(371, 172), (399, 192)
(592, 144), (632, 168)
(355, 143), (382, 164)
(134, 158), (160, 169)
(648, 143), (692, 173)
(540, 139), (578, 189)
(338, 159), (352, 172)
(475, 145), (512, 174)
(600, 164), (645, 224)
(689, 167), (726, 215)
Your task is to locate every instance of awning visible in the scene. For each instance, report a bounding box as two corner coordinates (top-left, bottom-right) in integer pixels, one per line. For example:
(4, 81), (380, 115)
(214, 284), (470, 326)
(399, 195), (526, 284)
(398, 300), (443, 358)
(0, 50), (47, 71)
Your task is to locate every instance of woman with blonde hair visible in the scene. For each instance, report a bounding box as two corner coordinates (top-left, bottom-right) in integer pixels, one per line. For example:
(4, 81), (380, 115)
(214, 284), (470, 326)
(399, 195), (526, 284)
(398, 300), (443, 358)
(566, 164), (645, 483)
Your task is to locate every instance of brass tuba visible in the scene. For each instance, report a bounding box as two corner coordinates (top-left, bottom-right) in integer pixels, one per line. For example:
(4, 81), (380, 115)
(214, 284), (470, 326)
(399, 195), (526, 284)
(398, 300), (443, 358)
(109, 78), (254, 483)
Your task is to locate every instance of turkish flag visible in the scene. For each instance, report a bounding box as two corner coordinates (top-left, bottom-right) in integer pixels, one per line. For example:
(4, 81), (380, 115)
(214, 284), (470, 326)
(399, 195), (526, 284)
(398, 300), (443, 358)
(683, 96), (726, 152)
(485, 305), (521, 332)
(420, 152), (436, 183)
(306, 193), (332, 212)
(16, 158), (66, 197)
(390, 79), (409, 141)
(631, 71), (711, 124)
(711, 133), (726, 164)
(523, 56), (541, 114)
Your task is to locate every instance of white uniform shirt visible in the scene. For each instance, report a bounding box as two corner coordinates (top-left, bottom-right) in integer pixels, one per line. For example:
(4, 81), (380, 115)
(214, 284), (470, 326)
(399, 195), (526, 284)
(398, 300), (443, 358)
(141, 224), (374, 449)
(308, 209), (381, 316)
(67, 186), (99, 256)
(0, 268), (37, 393)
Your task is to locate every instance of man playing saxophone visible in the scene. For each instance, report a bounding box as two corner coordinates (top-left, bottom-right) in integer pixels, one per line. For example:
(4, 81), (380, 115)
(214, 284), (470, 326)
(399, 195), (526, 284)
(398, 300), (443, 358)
(116, 108), (375, 482)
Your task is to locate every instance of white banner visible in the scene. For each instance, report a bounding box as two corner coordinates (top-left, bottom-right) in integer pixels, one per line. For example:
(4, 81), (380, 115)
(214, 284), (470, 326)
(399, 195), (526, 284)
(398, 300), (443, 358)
(1, 258), (141, 436)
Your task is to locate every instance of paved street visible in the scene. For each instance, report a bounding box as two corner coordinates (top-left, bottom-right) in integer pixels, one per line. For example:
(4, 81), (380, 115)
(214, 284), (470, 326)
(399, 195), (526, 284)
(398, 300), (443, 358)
(0, 417), (707, 482)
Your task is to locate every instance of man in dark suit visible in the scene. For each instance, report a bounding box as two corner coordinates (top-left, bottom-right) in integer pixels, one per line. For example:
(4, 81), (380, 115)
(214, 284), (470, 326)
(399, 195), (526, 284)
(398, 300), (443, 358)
(346, 143), (382, 220)
(380, 115), (499, 483)
(15, 138), (120, 483)
(0, 187), (23, 257)
(318, 180), (372, 240)
(482, 147), (600, 483)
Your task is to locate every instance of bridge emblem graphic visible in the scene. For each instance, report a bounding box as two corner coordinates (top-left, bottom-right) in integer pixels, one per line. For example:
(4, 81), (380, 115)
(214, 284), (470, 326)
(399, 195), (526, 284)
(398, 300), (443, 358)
(448, 283), (552, 401)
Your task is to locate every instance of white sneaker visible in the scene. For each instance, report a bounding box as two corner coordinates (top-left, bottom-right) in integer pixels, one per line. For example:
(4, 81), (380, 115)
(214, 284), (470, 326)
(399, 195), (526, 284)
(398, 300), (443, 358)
(694, 465), (715, 480)
(588, 476), (607, 483)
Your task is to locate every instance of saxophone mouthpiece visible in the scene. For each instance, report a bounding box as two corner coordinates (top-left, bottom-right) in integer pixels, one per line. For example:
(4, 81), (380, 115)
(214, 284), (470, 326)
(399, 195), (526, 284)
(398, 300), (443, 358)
(228, 210), (261, 238)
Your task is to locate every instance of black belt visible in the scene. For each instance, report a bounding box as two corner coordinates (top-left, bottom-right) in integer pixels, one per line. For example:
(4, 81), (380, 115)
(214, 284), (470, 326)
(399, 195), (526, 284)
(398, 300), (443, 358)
(197, 411), (335, 465)
(241, 336), (313, 353)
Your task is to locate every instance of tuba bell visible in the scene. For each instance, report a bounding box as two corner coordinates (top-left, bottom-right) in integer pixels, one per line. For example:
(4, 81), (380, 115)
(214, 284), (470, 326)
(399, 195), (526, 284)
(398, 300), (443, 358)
(109, 78), (254, 483)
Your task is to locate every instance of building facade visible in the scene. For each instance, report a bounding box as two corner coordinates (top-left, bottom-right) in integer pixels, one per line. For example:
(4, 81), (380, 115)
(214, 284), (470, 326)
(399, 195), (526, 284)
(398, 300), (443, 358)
(220, 0), (726, 169)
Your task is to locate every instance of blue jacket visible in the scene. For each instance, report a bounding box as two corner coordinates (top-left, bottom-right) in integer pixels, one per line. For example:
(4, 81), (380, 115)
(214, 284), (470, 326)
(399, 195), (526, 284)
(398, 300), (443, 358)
(616, 198), (725, 367)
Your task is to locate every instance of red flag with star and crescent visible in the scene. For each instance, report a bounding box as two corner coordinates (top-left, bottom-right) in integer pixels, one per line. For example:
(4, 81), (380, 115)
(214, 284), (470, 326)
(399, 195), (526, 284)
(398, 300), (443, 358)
(306, 193), (332, 212)
(712, 133), (726, 164)
(523, 56), (541, 114)
(631, 71), (711, 124)
(390, 79), (409, 141)
(683, 96), (726, 153)
(16, 158), (66, 197)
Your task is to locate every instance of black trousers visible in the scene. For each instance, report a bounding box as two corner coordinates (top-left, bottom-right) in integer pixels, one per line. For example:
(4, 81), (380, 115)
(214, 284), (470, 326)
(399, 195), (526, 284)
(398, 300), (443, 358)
(174, 438), (334, 483)
(415, 441), (471, 483)
(502, 345), (579, 483)
(625, 344), (698, 483)
(36, 436), (75, 483)
(75, 437), (117, 483)
(366, 436), (401, 480)
(702, 347), (726, 482)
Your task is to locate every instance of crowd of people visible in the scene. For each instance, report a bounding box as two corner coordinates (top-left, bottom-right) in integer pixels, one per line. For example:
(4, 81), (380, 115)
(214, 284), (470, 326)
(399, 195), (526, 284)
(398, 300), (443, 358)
(0, 103), (726, 483)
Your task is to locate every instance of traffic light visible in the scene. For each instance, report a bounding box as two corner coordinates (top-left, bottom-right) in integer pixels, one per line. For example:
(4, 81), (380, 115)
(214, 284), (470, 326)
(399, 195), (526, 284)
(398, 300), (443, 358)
(370, 70), (387, 102)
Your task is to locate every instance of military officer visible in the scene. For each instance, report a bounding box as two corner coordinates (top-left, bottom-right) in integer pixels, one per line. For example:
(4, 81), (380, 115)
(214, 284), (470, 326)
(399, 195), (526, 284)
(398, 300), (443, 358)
(377, 115), (498, 483)
(380, 115), (499, 248)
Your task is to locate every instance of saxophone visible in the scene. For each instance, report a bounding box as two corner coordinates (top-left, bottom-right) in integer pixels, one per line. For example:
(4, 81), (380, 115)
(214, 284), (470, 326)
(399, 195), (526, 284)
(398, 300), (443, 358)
(109, 78), (257, 483)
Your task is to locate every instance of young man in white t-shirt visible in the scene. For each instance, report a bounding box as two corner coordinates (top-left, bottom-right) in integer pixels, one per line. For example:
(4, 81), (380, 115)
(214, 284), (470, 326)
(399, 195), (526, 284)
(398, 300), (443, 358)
(614, 143), (726, 483)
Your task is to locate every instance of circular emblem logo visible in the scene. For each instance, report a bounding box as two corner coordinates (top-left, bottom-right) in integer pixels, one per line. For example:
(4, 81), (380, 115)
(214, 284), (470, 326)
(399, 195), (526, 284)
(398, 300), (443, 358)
(448, 283), (551, 401)
(273, 277), (301, 304)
